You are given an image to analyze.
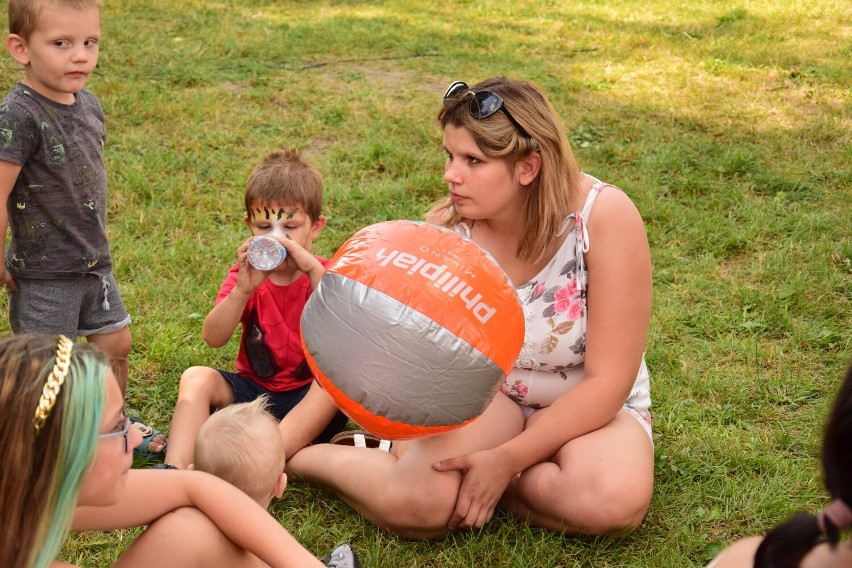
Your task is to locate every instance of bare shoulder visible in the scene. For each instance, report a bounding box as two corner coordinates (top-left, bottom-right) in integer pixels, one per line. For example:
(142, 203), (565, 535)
(802, 540), (852, 567)
(712, 538), (852, 568)
(706, 536), (762, 568)
(584, 184), (649, 265)
(587, 184), (645, 229)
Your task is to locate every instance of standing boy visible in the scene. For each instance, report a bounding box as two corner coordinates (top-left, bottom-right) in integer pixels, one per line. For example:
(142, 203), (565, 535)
(159, 149), (347, 470)
(0, 0), (164, 455)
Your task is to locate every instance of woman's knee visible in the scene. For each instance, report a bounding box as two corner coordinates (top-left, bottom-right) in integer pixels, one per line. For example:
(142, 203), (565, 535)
(539, 412), (654, 534)
(377, 476), (458, 539)
(518, 458), (651, 535)
(566, 476), (651, 534)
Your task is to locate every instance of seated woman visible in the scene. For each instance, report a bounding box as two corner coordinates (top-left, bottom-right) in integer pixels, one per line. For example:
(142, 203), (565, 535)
(0, 334), (358, 568)
(288, 76), (654, 539)
(708, 363), (852, 568)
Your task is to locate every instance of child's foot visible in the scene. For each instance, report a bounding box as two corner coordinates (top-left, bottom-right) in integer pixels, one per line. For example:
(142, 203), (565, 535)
(322, 543), (361, 568)
(129, 417), (168, 458)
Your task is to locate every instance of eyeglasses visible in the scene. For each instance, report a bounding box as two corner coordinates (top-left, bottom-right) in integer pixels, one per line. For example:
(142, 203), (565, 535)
(98, 415), (131, 453)
(444, 80), (531, 139)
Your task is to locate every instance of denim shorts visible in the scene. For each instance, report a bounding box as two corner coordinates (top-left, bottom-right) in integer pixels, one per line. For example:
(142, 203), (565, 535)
(8, 273), (131, 337)
(217, 370), (348, 443)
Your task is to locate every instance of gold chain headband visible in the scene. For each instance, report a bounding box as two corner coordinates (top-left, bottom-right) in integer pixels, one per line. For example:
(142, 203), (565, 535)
(33, 335), (74, 436)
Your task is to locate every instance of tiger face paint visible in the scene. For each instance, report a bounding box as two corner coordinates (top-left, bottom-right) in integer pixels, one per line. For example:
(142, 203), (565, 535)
(244, 202), (324, 252)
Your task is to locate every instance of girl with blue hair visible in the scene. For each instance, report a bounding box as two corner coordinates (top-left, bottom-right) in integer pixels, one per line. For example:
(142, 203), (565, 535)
(0, 334), (360, 568)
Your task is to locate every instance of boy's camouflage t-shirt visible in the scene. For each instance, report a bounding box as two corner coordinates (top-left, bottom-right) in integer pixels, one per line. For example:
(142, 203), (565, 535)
(0, 83), (111, 278)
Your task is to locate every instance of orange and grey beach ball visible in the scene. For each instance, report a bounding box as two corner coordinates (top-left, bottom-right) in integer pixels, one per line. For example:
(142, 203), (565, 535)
(301, 220), (524, 439)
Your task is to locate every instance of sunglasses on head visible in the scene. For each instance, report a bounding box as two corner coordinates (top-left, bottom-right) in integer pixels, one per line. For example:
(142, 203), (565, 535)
(444, 80), (531, 139)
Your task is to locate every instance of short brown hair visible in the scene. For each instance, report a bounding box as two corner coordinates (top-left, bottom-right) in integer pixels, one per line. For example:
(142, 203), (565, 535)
(8, 0), (102, 40)
(193, 396), (285, 502)
(243, 150), (323, 222)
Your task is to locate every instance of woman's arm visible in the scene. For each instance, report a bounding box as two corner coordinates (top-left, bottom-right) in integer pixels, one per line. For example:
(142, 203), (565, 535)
(501, 186), (651, 468)
(435, 187), (653, 525)
(72, 470), (324, 568)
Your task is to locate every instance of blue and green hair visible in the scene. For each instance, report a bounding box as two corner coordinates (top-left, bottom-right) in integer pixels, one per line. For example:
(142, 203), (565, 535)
(0, 335), (109, 568)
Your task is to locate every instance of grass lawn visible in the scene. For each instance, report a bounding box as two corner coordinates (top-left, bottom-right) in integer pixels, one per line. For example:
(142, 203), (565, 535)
(1, 1), (849, 566)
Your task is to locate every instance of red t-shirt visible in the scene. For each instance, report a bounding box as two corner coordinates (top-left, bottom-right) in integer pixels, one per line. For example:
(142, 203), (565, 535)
(216, 257), (329, 392)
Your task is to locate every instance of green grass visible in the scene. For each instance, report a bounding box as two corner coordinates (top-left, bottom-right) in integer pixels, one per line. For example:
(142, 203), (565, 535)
(1, 0), (850, 566)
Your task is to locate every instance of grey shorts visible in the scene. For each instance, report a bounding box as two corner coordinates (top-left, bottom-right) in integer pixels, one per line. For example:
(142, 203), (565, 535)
(8, 273), (131, 338)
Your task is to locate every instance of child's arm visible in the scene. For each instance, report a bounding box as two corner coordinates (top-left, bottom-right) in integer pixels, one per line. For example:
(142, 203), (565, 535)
(72, 469), (325, 568)
(280, 237), (325, 289)
(202, 237), (267, 347)
(0, 160), (22, 292)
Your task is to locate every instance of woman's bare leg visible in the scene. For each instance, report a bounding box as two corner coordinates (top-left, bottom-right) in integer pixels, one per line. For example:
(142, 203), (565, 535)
(288, 393), (524, 539)
(501, 408), (654, 534)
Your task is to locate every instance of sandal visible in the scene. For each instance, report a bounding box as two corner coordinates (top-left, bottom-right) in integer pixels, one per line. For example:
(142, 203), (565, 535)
(129, 416), (168, 458)
(321, 543), (362, 568)
(330, 429), (391, 452)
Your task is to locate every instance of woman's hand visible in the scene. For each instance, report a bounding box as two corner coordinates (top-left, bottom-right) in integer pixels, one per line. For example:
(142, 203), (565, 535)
(432, 448), (516, 529)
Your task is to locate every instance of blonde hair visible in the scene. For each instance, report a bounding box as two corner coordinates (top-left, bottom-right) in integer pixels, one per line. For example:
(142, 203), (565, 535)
(244, 149), (323, 222)
(193, 397), (285, 502)
(8, 0), (101, 40)
(430, 77), (582, 263)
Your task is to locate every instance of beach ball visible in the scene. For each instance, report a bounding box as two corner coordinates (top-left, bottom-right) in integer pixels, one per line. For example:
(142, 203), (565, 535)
(300, 220), (524, 439)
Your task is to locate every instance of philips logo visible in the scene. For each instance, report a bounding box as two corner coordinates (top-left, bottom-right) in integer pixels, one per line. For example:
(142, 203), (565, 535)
(376, 248), (497, 324)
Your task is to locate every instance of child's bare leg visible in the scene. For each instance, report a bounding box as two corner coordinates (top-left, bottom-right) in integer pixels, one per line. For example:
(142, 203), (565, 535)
(87, 326), (132, 394)
(279, 381), (341, 459)
(87, 326), (166, 455)
(164, 367), (235, 469)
